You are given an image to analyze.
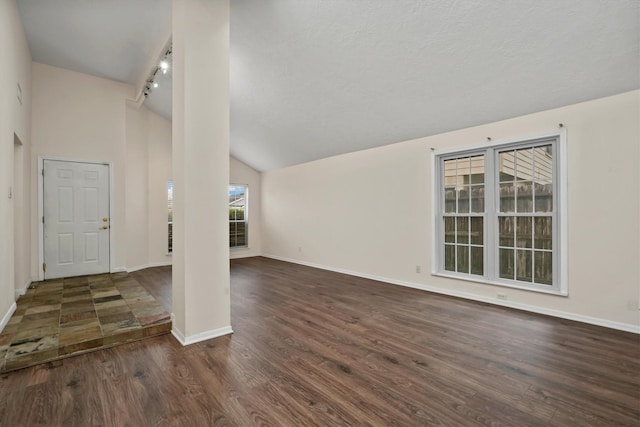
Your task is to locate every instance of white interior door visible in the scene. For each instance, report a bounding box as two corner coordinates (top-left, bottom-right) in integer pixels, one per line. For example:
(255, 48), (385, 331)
(43, 160), (110, 279)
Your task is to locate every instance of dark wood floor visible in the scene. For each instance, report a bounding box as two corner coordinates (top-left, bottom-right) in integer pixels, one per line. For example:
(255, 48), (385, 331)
(1, 257), (638, 426)
(131, 265), (172, 313)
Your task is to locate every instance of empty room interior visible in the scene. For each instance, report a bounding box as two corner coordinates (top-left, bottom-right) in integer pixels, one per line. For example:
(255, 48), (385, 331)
(1, 0), (639, 425)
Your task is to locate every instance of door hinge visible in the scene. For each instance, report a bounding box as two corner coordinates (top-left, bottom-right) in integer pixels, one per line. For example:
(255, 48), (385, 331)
(42, 216), (45, 224)
(43, 263), (47, 272)
(42, 169), (44, 177)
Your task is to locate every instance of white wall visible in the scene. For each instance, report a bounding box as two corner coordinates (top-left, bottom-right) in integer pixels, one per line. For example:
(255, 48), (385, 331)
(31, 64), (176, 275)
(262, 90), (640, 333)
(125, 103), (173, 269)
(126, 112), (260, 267)
(30, 59), (258, 283)
(0, 0), (32, 328)
(125, 105), (150, 269)
(171, 0), (231, 342)
(230, 156), (262, 258)
(147, 110), (173, 264)
(31, 63), (132, 275)
(126, 106), (261, 268)
(11, 6), (32, 298)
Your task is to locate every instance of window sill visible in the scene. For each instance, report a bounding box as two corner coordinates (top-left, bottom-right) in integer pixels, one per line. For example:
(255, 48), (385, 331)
(230, 246), (250, 251)
(432, 271), (568, 296)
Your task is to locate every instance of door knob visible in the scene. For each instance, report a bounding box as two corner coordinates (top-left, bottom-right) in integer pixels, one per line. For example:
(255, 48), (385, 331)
(100, 225), (108, 230)
(102, 217), (109, 222)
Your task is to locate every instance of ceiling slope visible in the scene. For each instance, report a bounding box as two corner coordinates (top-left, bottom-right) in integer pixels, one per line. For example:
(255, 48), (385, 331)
(17, 0), (170, 85)
(17, 0), (640, 172)
(230, 0), (640, 171)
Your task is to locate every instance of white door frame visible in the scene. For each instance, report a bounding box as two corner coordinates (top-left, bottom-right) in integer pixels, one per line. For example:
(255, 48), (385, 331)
(38, 156), (114, 281)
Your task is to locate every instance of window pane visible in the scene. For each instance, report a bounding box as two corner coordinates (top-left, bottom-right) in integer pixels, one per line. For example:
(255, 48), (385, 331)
(229, 185), (248, 248)
(237, 222), (246, 246)
(534, 251), (553, 285)
(457, 245), (469, 273)
(470, 247), (483, 275)
(516, 217), (532, 248)
(444, 187), (456, 213)
(444, 244), (455, 271)
(444, 217), (455, 243)
(456, 217), (469, 244)
(167, 181), (173, 253)
(516, 181), (533, 213)
(444, 159), (457, 186)
(457, 157), (471, 186)
(470, 186), (484, 212)
(534, 217), (552, 250)
(457, 187), (469, 213)
(230, 221), (248, 247)
(229, 186), (246, 205)
(533, 145), (553, 184)
(470, 156), (485, 184)
(229, 222), (237, 247)
(514, 149), (533, 181)
(499, 248), (514, 279)
(499, 216), (514, 247)
(229, 184), (245, 194)
(438, 140), (558, 291)
(535, 182), (553, 213)
(167, 181), (173, 222)
(499, 151), (515, 182)
(499, 183), (515, 213)
(470, 217), (483, 245)
(516, 250), (533, 282)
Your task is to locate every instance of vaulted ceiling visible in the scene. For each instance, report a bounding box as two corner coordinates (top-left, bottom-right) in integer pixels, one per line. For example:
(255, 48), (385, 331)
(17, 0), (640, 171)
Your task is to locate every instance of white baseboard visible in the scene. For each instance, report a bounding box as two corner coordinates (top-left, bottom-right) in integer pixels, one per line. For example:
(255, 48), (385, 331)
(14, 279), (32, 299)
(264, 254), (640, 334)
(171, 325), (233, 346)
(127, 261), (173, 273)
(111, 267), (127, 273)
(0, 302), (17, 333)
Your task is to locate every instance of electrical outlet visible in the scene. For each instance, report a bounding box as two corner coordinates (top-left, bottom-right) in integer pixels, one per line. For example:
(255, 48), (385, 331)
(497, 293), (508, 300)
(415, 265), (421, 274)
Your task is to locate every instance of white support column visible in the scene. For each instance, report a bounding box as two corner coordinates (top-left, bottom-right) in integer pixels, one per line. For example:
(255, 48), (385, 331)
(171, 0), (232, 344)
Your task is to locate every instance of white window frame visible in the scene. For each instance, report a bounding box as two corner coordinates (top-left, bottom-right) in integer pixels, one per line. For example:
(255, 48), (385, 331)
(431, 130), (568, 295)
(229, 184), (249, 249)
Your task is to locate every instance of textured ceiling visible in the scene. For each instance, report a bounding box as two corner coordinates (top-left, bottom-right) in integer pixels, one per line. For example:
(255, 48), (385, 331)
(16, 0), (640, 172)
(231, 0), (639, 171)
(17, 0), (170, 85)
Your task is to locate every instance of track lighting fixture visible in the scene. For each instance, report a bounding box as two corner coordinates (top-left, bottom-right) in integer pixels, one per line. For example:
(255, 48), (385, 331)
(143, 42), (172, 98)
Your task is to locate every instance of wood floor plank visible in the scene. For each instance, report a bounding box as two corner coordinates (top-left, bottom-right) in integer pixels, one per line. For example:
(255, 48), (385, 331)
(1, 256), (638, 426)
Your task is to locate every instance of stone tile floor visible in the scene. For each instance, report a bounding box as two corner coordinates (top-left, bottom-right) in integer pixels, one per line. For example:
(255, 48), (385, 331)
(0, 272), (171, 373)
